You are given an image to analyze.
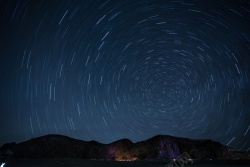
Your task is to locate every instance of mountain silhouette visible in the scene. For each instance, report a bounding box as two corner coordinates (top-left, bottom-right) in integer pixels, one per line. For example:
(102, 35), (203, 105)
(0, 134), (249, 160)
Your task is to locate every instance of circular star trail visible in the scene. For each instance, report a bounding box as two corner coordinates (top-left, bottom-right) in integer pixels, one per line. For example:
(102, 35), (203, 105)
(0, 0), (250, 151)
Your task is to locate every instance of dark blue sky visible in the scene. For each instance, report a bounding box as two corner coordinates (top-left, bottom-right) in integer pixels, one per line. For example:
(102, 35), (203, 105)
(0, 0), (250, 151)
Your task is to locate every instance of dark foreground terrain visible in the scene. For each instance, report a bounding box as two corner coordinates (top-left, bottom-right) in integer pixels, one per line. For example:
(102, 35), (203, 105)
(1, 134), (249, 167)
(1, 159), (250, 167)
(1, 134), (249, 160)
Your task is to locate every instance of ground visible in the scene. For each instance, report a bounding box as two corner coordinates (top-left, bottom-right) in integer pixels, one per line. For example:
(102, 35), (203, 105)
(1, 159), (250, 167)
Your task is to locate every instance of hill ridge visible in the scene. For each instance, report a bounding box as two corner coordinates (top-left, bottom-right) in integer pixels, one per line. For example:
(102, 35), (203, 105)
(0, 134), (249, 160)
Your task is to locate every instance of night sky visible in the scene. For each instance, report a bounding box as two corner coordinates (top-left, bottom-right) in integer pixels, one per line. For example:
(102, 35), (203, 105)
(0, 0), (250, 151)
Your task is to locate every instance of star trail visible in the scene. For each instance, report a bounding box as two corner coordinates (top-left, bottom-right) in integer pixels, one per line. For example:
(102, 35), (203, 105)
(0, 0), (250, 151)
